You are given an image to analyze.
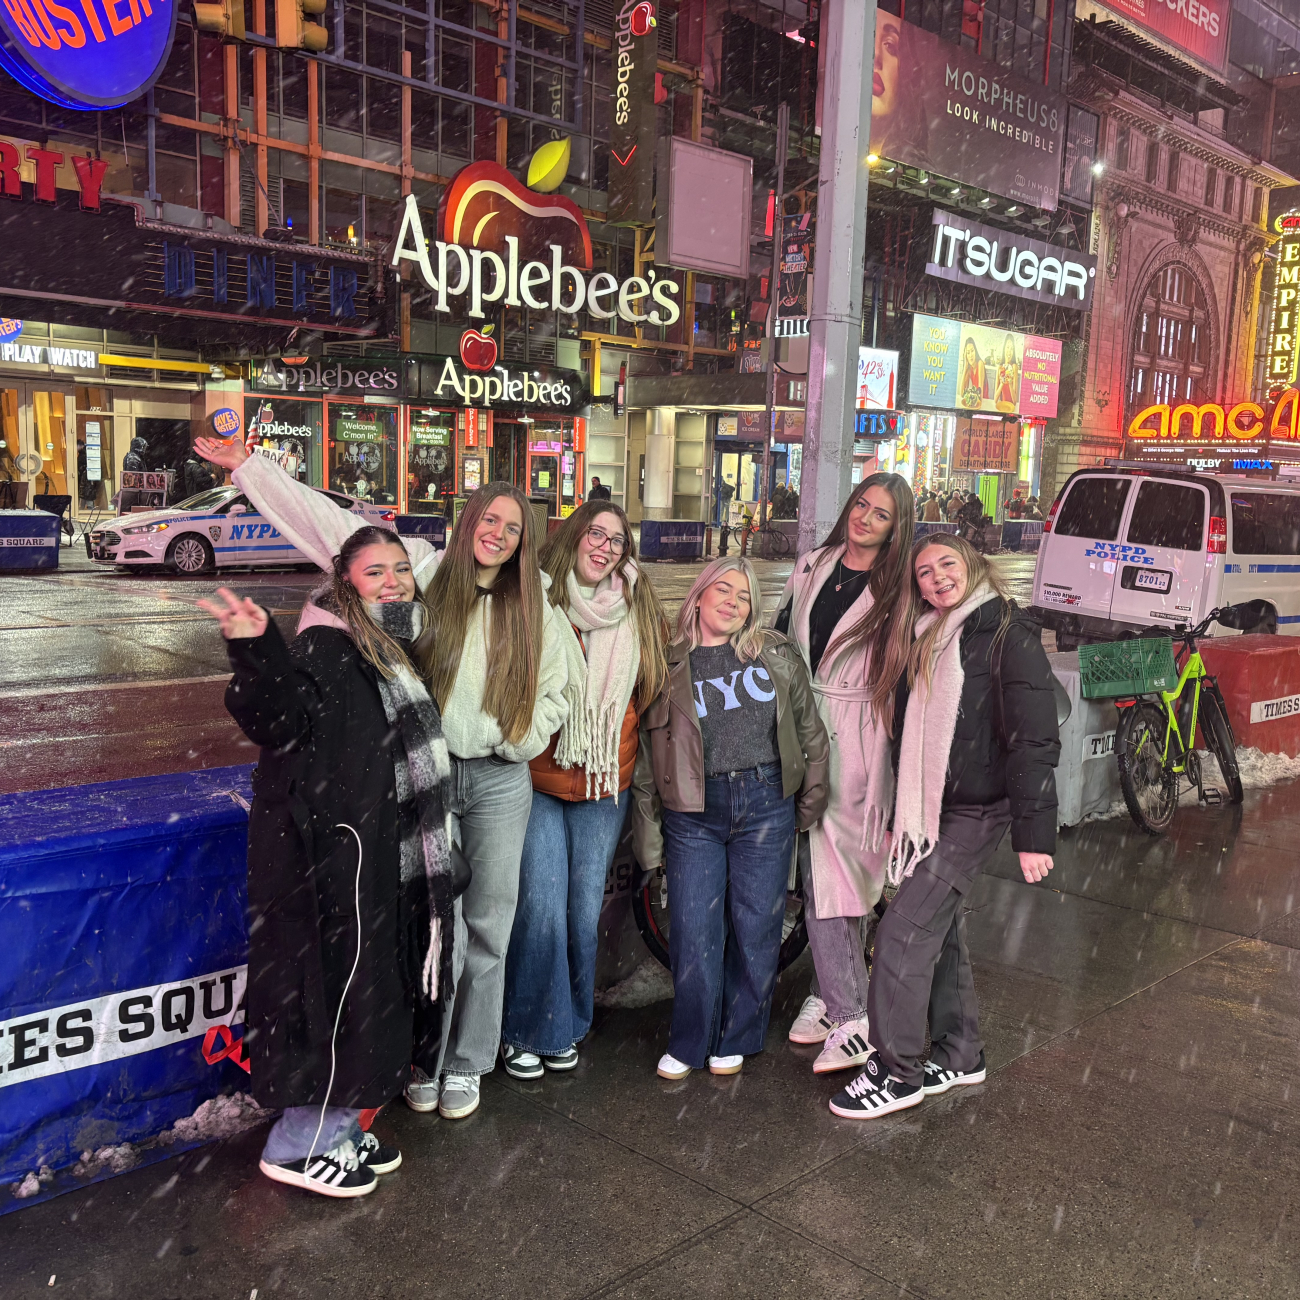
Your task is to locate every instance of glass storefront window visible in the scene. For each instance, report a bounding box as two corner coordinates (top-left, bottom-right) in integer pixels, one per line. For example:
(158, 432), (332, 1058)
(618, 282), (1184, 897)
(328, 403), (398, 503)
(526, 417), (580, 517)
(246, 397), (323, 485)
(408, 407), (456, 516)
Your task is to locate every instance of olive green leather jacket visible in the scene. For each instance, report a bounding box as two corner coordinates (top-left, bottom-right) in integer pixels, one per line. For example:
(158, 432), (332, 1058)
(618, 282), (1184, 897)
(630, 632), (830, 869)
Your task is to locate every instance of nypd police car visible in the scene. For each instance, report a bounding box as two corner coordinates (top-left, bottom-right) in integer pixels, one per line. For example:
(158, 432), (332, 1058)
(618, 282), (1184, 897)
(89, 484), (397, 574)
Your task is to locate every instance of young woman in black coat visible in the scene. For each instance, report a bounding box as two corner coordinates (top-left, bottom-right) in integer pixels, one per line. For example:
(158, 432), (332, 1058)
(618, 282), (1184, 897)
(200, 526), (462, 1197)
(829, 533), (1060, 1119)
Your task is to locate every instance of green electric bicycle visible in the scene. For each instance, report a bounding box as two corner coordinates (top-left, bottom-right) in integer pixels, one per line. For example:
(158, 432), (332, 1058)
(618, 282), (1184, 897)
(1079, 603), (1264, 836)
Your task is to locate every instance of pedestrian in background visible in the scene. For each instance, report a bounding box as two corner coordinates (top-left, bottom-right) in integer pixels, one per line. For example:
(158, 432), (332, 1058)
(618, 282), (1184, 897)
(773, 473), (916, 1074)
(632, 557), (829, 1080)
(501, 500), (669, 1080)
(589, 477), (612, 501)
(829, 534), (1059, 1119)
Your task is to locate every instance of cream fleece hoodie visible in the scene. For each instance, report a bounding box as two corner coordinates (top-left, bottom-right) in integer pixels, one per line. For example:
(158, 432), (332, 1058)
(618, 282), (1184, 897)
(232, 453), (569, 763)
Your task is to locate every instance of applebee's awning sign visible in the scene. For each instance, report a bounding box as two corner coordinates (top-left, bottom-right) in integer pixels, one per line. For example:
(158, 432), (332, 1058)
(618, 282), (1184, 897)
(393, 161), (682, 326)
(0, 0), (177, 109)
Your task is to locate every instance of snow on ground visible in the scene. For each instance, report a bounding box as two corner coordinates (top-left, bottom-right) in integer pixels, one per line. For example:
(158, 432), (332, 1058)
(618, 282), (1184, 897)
(595, 959), (674, 1008)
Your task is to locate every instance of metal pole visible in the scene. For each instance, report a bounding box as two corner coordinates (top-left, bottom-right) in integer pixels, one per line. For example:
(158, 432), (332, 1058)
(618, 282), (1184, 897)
(797, 0), (875, 557)
(760, 101), (789, 554)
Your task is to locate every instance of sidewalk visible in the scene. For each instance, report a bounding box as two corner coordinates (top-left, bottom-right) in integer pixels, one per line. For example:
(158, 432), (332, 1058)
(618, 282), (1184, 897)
(4, 780), (1298, 1297)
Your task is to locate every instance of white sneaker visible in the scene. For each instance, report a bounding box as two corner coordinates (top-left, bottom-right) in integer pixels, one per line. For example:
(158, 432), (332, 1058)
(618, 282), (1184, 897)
(404, 1065), (439, 1113)
(788, 994), (836, 1044)
(813, 1017), (872, 1074)
(708, 1054), (743, 1076)
(438, 1073), (481, 1119)
(656, 1052), (692, 1080)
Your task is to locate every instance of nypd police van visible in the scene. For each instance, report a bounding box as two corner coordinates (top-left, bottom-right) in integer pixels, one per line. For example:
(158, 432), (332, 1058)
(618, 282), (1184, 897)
(90, 484), (397, 574)
(1030, 462), (1300, 647)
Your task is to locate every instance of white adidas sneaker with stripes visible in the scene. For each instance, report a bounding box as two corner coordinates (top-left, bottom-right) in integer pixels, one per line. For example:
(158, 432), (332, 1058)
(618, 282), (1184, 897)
(259, 1139), (378, 1198)
(812, 1017), (872, 1074)
(788, 994), (836, 1045)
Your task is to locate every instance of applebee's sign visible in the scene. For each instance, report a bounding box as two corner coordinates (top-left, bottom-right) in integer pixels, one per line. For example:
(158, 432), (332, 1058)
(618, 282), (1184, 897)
(393, 162), (682, 326)
(416, 354), (585, 412)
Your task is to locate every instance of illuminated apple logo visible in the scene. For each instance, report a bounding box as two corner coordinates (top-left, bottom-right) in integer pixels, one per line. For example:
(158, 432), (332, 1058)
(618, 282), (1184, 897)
(630, 2), (657, 36)
(460, 325), (498, 372)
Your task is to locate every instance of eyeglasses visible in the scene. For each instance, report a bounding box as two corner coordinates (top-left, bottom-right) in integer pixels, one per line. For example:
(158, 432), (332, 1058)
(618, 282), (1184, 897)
(585, 525), (628, 554)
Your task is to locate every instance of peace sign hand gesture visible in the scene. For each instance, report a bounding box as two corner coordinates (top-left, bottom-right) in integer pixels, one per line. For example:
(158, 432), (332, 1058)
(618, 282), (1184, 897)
(198, 587), (269, 640)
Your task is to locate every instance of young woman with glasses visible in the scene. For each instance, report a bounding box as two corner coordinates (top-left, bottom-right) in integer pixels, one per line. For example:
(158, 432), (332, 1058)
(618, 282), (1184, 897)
(195, 438), (570, 1123)
(499, 500), (669, 1079)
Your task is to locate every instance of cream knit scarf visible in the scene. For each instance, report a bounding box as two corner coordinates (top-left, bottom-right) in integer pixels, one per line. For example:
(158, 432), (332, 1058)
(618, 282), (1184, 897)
(553, 564), (642, 798)
(889, 582), (997, 886)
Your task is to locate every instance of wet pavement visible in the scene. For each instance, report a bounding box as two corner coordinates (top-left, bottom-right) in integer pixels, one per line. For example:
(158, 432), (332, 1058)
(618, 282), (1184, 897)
(3, 775), (1298, 1296)
(0, 548), (1037, 795)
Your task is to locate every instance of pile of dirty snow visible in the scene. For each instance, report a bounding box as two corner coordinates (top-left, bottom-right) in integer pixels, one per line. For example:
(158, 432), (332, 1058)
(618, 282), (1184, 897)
(595, 959), (674, 1008)
(10, 1092), (273, 1201)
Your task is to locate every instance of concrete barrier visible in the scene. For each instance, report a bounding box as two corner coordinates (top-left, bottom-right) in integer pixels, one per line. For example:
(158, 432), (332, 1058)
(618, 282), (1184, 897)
(1049, 651), (1123, 826)
(1198, 634), (1300, 756)
(0, 509), (59, 570)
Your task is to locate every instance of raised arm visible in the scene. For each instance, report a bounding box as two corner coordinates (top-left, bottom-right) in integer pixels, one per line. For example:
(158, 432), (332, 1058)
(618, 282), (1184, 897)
(196, 438), (440, 590)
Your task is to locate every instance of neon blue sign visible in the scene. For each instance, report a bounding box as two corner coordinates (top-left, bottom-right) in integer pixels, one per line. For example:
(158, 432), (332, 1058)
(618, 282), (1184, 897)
(0, 0), (176, 110)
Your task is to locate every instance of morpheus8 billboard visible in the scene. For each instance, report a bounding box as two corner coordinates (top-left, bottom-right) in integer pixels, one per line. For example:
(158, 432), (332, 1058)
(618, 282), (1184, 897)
(0, 0), (176, 109)
(909, 313), (1062, 419)
(871, 6), (1067, 211)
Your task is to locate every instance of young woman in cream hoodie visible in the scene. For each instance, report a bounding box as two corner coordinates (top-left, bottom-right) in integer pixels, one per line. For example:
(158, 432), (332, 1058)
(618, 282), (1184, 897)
(197, 439), (569, 1122)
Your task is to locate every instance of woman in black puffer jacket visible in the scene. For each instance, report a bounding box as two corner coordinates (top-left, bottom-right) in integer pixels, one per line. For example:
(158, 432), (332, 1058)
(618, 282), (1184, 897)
(829, 533), (1061, 1120)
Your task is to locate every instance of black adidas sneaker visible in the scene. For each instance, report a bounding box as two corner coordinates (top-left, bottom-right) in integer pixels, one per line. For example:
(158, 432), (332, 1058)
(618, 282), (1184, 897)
(922, 1051), (987, 1096)
(259, 1141), (377, 1198)
(355, 1130), (403, 1174)
(828, 1052), (924, 1119)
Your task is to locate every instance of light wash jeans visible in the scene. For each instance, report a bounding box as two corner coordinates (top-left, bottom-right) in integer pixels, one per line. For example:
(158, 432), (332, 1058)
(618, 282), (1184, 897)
(421, 755), (534, 1079)
(502, 788), (628, 1056)
(262, 1106), (362, 1164)
(801, 832), (872, 1024)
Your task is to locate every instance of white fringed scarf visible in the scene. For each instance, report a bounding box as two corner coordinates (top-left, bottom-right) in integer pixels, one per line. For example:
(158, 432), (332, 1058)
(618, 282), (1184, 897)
(888, 582), (998, 886)
(552, 565), (642, 799)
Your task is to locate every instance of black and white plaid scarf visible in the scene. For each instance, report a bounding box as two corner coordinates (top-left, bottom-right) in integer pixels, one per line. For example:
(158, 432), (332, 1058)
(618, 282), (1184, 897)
(367, 599), (456, 1004)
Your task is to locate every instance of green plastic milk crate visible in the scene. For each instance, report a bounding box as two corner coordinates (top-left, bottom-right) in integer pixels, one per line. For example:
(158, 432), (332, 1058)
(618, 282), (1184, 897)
(1078, 637), (1178, 700)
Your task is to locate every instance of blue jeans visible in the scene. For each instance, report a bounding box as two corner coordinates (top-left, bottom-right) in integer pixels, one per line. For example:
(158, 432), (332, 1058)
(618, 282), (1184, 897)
(502, 788), (628, 1056)
(661, 763), (796, 1068)
(262, 1106), (362, 1164)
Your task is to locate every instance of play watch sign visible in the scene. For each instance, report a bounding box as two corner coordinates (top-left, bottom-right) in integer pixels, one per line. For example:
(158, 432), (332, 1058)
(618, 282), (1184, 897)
(393, 160), (682, 326)
(0, 0), (177, 109)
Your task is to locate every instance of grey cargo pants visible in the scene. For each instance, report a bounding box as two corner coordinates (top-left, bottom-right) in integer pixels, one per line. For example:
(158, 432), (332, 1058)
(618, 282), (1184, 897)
(867, 801), (1010, 1088)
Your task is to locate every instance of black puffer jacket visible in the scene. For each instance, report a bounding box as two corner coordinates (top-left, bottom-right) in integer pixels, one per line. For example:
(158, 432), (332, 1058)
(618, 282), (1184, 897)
(894, 598), (1060, 853)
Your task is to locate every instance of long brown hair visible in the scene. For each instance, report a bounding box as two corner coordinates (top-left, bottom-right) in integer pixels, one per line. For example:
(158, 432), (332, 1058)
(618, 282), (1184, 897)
(330, 526), (434, 678)
(817, 472), (916, 721)
(538, 499), (670, 708)
(419, 481), (544, 744)
(906, 533), (1011, 690)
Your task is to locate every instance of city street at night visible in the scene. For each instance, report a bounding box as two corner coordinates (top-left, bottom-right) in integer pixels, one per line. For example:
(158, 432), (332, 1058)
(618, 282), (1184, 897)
(6, 0), (1300, 1291)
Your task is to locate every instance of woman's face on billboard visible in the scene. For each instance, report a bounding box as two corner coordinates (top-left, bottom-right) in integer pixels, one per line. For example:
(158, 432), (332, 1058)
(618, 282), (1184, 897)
(874, 14), (901, 117)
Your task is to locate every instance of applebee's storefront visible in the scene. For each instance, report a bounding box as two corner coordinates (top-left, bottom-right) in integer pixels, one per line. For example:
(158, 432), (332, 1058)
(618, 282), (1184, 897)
(247, 351), (589, 517)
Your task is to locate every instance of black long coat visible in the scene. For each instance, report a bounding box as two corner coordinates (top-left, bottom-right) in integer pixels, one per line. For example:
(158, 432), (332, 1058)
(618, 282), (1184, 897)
(226, 619), (413, 1110)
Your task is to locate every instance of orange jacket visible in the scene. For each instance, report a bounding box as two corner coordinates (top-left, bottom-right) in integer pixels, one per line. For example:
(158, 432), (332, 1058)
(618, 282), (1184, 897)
(528, 625), (641, 800)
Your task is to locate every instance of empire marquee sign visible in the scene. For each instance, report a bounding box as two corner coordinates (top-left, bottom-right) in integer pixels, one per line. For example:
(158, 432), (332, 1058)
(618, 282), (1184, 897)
(1266, 213), (1300, 397)
(393, 160), (683, 326)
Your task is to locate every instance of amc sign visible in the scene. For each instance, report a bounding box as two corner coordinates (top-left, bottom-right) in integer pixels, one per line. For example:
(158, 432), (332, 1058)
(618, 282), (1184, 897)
(1127, 392), (1300, 444)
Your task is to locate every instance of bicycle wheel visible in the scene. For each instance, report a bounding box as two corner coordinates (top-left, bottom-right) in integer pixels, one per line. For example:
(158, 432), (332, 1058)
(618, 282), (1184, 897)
(632, 867), (809, 972)
(1199, 688), (1244, 805)
(768, 527), (792, 558)
(1116, 699), (1179, 835)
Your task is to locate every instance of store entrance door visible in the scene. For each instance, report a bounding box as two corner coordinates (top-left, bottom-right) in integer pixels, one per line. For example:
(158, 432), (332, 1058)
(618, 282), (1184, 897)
(529, 451), (560, 517)
(0, 384), (72, 509)
(494, 420), (528, 487)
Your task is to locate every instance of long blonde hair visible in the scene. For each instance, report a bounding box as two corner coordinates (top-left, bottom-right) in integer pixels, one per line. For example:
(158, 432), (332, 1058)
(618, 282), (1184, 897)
(538, 498), (670, 708)
(676, 557), (770, 663)
(906, 533), (1011, 690)
(329, 526), (434, 678)
(418, 482), (545, 745)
